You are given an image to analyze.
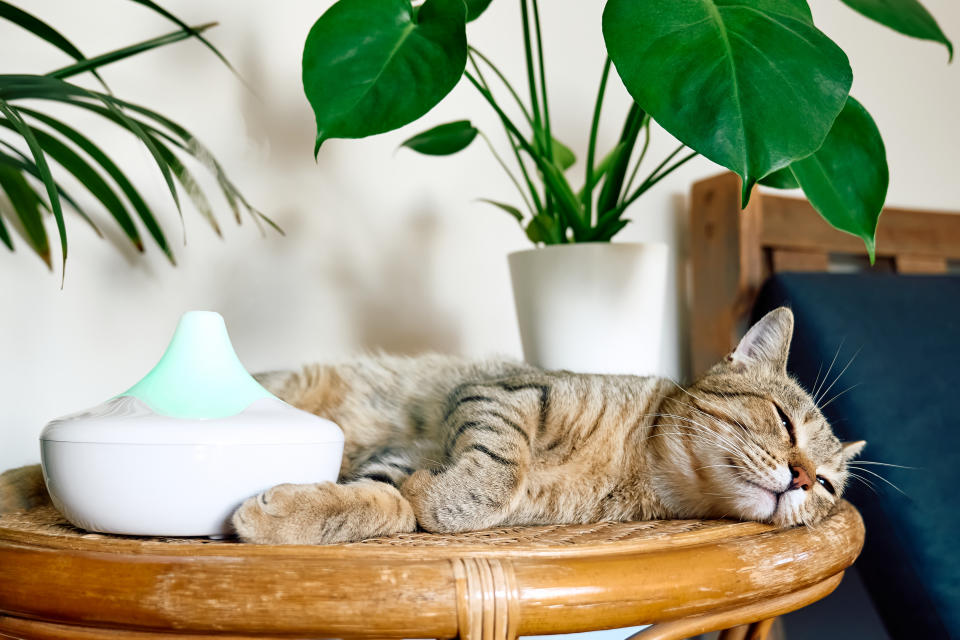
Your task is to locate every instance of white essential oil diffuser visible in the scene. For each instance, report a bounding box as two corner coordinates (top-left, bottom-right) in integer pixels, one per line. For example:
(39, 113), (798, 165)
(40, 311), (344, 537)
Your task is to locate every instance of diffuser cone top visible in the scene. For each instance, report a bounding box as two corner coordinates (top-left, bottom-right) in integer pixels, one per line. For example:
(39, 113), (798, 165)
(41, 310), (344, 446)
(123, 311), (272, 419)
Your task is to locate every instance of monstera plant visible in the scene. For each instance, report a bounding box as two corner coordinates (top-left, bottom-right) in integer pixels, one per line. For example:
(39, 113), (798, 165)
(0, 1), (274, 282)
(302, 0), (952, 261)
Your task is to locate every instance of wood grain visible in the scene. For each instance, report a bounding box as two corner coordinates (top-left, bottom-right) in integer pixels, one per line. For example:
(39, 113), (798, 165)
(0, 502), (863, 639)
(895, 254), (948, 274)
(771, 249), (829, 273)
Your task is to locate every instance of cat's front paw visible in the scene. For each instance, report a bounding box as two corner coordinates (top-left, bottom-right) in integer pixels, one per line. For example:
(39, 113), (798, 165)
(233, 480), (416, 545)
(233, 482), (339, 544)
(401, 469), (504, 534)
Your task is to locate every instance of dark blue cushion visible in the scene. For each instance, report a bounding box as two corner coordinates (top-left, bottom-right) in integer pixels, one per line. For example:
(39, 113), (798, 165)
(753, 273), (960, 640)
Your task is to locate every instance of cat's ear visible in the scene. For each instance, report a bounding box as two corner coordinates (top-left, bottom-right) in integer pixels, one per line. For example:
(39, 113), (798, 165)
(728, 307), (794, 371)
(841, 440), (866, 461)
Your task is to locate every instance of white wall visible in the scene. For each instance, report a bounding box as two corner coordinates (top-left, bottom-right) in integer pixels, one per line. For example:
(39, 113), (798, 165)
(1, 0), (958, 472)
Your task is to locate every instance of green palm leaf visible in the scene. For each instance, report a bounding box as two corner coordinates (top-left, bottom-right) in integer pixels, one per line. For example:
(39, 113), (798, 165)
(0, 118), (144, 251)
(0, 1), (109, 91)
(0, 140), (102, 238)
(0, 2), (266, 276)
(0, 163), (47, 262)
(48, 23), (217, 81)
(0, 99), (67, 276)
(18, 107), (175, 263)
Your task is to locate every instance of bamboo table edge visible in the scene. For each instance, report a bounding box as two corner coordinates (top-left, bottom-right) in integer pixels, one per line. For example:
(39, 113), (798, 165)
(0, 501), (865, 640)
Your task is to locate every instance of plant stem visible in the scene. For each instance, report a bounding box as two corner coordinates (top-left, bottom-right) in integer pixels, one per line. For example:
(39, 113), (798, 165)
(530, 0), (552, 163)
(464, 71), (544, 213)
(469, 47), (533, 125)
(519, 0), (542, 137)
(479, 131), (535, 215)
(622, 146), (698, 207)
(592, 146), (697, 233)
(584, 57), (611, 225)
(619, 113), (651, 204)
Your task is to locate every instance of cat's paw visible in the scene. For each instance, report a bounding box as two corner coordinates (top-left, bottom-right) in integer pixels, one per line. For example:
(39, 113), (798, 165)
(233, 481), (415, 545)
(401, 469), (505, 534)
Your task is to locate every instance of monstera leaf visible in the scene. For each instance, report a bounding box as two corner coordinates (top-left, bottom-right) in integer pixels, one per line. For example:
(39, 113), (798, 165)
(465, 0), (494, 21)
(839, 0), (953, 60)
(302, 0), (468, 154)
(759, 97), (887, 260)
(602, 0), (853, 203)
(401, 120), (478, 155)
(791, 97), (888, 261)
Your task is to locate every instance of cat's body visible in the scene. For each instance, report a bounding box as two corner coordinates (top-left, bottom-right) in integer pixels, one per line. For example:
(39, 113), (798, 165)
(239, 354), (673, 543)
(232, 308), (864, 544)
(0, 308), (864, 545)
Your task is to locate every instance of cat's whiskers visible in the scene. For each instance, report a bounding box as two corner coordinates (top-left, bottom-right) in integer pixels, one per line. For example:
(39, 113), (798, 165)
(650, 410), (751, 457)
(846, 465), (909, 496)
(648, 428), (744, 459)
(846, 472), (880, 495)
(819, 382), (862, 410)
(810, 361), (825, 401)
(816, 345), (861, 409)
(668, 396), (754, 449)
(664, 403), (775, 474)
(696, 464), (747, 471)
(848, 460), (914, 470)
(649, 416), (748, 460)
(813, 340), (845, 404)
(669, 383), (753, 439)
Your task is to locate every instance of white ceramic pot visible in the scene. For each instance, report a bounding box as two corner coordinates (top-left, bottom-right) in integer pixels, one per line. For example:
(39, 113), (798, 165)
(508, 242), (668, 375)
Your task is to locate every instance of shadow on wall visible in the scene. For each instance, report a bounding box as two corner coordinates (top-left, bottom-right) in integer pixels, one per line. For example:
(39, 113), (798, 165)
(330, 209), (462, 355)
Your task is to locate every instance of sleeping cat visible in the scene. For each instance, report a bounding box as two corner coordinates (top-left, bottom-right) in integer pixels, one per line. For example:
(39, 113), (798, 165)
(230, 307), (864, 544)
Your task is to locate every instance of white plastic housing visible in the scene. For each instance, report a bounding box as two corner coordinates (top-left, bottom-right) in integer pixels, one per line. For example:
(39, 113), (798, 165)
(38, 311), (344, 537)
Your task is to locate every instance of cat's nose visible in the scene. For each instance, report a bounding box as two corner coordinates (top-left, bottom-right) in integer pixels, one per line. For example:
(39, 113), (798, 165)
(789, 465), (812, 491)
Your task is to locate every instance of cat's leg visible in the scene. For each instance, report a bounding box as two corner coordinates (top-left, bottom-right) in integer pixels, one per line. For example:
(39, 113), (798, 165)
(232, 478), (416, 544)
(402, 381), (538, 533)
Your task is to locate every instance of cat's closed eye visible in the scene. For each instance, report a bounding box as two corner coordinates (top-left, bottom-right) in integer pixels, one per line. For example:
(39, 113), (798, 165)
(774, 404), (795, 445)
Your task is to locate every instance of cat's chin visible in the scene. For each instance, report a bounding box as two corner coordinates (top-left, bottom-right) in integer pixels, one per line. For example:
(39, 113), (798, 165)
(732, 477), (780, 522)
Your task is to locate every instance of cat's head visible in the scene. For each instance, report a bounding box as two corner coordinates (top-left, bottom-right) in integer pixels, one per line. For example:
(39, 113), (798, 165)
(651, 307), (864, 527)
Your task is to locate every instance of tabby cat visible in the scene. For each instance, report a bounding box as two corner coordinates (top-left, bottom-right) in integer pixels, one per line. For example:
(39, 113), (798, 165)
(229, 307), (865, 545)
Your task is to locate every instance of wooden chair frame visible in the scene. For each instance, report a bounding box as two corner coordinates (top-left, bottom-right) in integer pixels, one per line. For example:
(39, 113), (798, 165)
(689, 172), (960, 375)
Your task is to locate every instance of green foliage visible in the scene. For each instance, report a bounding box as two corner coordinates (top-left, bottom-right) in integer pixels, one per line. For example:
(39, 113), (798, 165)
(839, 0), (952, 60)
(302, 0), (467, 154)
(302, 0), (952, 254)
(603, 0), (852, 205)
(401, 121), (478, 155)
(0, 2), (272, 279)
(769, 97), (888, 263)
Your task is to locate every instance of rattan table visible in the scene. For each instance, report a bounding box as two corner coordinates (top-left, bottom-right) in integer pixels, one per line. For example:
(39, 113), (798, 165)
(0, 502), (863, 640)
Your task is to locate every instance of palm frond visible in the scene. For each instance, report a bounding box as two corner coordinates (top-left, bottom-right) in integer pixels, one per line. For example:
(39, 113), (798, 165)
(0, 3), (274, 277)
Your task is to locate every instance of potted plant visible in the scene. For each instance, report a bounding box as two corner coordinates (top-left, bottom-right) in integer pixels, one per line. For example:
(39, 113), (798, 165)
(0, 1), (273, 282)
(300, 0), (952, 374)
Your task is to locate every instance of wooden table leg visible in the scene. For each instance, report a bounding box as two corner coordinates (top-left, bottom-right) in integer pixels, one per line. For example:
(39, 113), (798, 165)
(718, 624), (748, 640)
(629, 573), (842, 640)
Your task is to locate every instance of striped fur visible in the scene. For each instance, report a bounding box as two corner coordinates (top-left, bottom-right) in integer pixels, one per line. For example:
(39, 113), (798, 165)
(233, 308), (864, 544)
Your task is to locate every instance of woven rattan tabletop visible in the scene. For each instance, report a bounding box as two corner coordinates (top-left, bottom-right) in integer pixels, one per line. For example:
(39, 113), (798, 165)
(0, 502), (864, 640)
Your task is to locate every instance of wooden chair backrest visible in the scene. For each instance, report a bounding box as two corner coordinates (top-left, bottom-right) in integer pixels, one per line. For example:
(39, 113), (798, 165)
(688, 172), (960, 376)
